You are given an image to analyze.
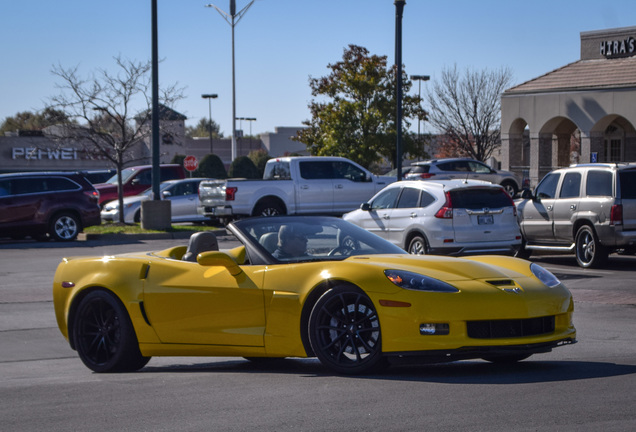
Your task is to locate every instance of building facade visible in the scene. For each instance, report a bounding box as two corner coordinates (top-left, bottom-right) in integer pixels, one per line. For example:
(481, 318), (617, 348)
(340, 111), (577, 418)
(0, 105), (306, 173)
(501, 26), (636, 187)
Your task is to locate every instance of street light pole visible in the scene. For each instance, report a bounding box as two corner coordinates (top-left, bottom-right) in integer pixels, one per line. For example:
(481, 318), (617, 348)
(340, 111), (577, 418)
(205, 0), (256, 163)
(394, 0), (405, 182)
(201, 94), (218, 154)
(410, 75), (430, 154)
(236, 117), (256, 146)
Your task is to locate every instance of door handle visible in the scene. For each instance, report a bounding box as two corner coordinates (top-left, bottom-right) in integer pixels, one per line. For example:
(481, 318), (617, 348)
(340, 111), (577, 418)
(382, 214), (390, 220)
(335, 184), (343, 189)
(410, 213), (417, 218)
(570, 204), (577, 210)
(301, 185), (309, 189)
(547, 205), (553, 211)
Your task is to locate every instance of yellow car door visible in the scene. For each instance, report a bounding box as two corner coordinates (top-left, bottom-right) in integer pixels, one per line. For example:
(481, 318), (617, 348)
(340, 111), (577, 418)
(142, 259), (266, 347)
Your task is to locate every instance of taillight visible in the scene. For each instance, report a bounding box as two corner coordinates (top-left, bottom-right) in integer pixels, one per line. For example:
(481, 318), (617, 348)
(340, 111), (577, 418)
(435, 191), (453, 218)
(84, 190), (99, 202)
(503, 190), (517, 217)
(419, 173), (435, 179)
(226, 186), (237, 201)
(610, 204), (623, 226)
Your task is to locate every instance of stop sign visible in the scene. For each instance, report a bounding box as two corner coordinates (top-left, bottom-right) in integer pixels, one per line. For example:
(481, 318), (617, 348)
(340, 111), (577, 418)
(183, 155), (198, 172)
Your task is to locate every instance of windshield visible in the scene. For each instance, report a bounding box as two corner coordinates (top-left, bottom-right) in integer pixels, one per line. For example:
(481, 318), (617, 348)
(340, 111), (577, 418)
(232, 216), (406, 263)
(105, 168), (140, 185)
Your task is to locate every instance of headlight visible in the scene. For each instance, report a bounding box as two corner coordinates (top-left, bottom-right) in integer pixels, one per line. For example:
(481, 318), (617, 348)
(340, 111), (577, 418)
(530, 263), (561, 288)
(384, 270), (459, 293)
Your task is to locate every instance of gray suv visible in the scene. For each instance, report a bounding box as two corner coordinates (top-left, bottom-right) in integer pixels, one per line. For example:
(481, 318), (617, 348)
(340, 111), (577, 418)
(405, 158), (521, 197)
(515, 163), (636, 268)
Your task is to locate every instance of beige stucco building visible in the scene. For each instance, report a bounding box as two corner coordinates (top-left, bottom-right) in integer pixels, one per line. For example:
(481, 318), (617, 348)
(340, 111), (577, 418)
(501, 26), (636, 187)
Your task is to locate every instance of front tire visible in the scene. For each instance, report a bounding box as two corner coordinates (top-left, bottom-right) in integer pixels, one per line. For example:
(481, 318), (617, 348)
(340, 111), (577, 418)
(501, 181), (518, 198)
(308, 286), (384, 374)
(575, 225), (608, 268)
(73, 290), (150, 373)
(50, 212), (80, 241)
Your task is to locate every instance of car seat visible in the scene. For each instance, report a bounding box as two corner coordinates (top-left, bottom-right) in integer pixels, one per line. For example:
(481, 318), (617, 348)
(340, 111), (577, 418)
(182, 231), (219, 262)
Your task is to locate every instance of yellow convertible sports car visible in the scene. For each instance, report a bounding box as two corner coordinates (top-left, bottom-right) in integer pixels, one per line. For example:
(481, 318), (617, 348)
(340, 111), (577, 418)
(53, 216), (576, 374)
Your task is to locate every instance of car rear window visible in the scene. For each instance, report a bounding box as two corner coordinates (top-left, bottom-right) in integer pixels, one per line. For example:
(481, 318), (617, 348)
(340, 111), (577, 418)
(409, 165), (430, 174)
(619, 170), (636, 199)
(450, 188), (512, 209)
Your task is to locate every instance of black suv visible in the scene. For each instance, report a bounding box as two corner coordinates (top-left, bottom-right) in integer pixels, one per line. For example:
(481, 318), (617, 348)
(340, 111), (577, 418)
(0, 172), (101, 241)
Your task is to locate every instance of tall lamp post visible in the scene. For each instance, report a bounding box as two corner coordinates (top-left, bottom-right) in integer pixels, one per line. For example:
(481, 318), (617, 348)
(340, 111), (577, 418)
(394, 0), (406, 182)
(236, 116), (256, 146)
(205, 0), (256, 162)
(410, 75), (429, 153)
(201, 93), (218, 153)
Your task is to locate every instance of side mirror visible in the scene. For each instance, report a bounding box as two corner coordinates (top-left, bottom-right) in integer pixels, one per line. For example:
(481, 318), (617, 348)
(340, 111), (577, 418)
(520, 188), (533, 199)
(361, 202), (371, 211)
(197, 251), (242, 276)
(162, 191), (172, 198)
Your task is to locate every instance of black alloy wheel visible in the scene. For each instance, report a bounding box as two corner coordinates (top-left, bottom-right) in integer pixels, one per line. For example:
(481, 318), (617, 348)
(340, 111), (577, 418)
(253, 200), (285, 217)
(309, 287), (384, 374)
(73, 290), (150, 373)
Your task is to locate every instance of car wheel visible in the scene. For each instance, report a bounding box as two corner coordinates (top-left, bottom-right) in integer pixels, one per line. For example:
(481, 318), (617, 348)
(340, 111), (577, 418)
(408, 235), (428, 255)
(253, 200), (285, 217)
(575, 225), (608, 268)
(308, 286), (384, 374)
(133, 210), (141, 223)
(50, 212), (81, 241)
(73, 290), (150, 373)
(482, 354), (531, 363)
(501, 181), (518, 198)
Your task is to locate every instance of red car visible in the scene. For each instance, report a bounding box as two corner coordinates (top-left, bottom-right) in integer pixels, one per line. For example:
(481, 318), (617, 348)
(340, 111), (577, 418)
(94, 164), (185, 205)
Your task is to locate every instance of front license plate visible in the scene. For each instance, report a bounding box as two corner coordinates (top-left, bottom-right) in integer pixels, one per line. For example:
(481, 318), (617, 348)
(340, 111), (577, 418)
(478, 215), (494, 225)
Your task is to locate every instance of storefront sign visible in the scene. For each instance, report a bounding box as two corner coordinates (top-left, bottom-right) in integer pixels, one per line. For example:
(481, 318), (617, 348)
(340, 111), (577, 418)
(600, 36), (636, 58)
(12, 147), (78, 160)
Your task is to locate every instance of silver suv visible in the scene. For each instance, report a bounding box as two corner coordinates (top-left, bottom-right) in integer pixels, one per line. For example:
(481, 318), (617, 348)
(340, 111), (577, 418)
(405, 158), (521, 198)
(516, 163), (636, 268)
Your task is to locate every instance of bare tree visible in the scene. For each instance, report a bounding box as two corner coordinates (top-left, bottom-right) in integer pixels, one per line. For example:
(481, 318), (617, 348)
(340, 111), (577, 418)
(426, 65), (513, 161)
(47, 55), (184, 223)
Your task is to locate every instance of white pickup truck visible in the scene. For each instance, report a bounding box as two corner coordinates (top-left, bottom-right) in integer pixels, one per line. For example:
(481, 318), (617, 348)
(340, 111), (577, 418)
(198, 156), (395, 221)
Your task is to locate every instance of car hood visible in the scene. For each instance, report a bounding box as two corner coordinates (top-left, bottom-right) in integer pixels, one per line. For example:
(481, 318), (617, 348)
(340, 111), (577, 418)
(348, 254), (531, 282)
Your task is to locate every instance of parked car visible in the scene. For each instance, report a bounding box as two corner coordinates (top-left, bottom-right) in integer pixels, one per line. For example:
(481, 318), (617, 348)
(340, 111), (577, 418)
(94, 164), (186, 205)
(0, 172), (101, 241)
(344, 179), (521, 256)
(101, 178), (212, 224)
(52, 215), (575, 374)
(405, 158), (521, 198)
(198, 156), (395, 221)
(515, 163), (636, 268)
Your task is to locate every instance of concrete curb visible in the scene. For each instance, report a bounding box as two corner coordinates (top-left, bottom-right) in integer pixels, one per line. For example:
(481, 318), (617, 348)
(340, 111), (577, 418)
(78, 229), (231, 242)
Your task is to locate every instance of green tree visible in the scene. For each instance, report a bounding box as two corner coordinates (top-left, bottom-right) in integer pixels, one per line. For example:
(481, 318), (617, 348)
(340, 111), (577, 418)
(426, 64), (513, 161)
(248, 149), (270, 177)
(195, 154), (227, 179)
(229, 156), (260, 179)
(186, 117), (223, 138)
(47, 55), (184, 223)
(0, 108), (73, 135)
(293, 44), (427, 169)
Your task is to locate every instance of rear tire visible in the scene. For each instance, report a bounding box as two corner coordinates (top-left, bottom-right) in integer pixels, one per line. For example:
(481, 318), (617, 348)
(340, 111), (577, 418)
(49, 212), (80, 241)
(575, 225), (608, 268)
(407, 235), (428, 255)
(253, 200), (285, 217)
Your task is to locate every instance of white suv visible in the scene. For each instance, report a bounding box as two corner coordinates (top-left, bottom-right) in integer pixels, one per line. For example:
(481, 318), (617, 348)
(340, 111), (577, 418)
(344, 179), (521, 255)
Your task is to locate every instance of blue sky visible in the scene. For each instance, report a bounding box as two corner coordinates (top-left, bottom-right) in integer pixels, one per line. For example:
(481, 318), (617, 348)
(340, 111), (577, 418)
(0, 0), (632, 137)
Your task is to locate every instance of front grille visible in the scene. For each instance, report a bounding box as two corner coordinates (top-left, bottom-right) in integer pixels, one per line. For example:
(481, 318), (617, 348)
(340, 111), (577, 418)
(467, 316), (555, 339)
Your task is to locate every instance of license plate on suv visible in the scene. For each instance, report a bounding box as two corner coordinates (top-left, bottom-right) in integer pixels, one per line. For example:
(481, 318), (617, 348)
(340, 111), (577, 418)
(478, 215), (494, 225)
